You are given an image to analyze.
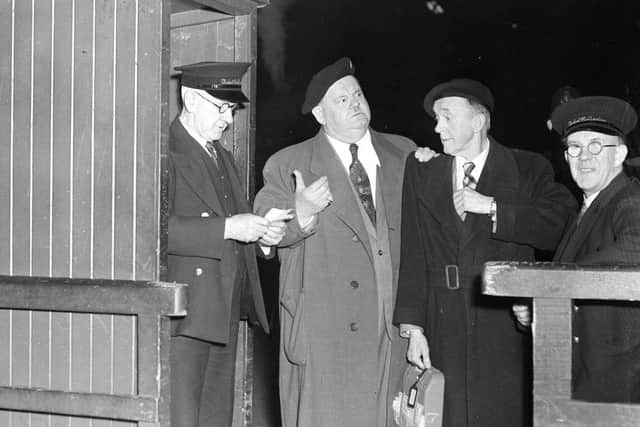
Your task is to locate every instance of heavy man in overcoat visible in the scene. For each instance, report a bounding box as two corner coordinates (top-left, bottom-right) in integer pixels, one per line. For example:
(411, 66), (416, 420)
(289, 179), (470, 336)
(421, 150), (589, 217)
(526, 96), (640, 402)
(254, 58), (417, 426)
(394, 79), (576, 427)
(167, 62), (289, 427)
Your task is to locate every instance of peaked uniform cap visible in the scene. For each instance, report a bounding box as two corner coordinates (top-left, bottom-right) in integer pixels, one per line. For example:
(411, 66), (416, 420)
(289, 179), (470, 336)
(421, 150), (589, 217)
(551, 96), (638, 138)
(175, 61), (250, 103)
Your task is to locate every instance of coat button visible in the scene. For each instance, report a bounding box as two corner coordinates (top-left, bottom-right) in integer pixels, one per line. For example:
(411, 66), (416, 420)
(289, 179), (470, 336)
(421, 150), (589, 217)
(573, 336), (580, 344)
(201, 212), (210, 217)
(350, 280), (359, 289)
(573, 305), (579, 312)
(349, 322), (359, 332)
(352, 235), (358, 242)
(195, 268), (203, 276)
(378, 249), (384, 256)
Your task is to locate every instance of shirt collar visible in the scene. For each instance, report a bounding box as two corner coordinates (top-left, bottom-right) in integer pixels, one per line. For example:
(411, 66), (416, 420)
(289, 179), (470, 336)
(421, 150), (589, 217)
(325, 130), (380, 167)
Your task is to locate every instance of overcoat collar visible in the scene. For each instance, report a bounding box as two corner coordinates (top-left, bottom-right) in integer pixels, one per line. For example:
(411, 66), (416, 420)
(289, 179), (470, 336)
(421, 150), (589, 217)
(554, 172), (629, 261)
(170, 119), (225, 215)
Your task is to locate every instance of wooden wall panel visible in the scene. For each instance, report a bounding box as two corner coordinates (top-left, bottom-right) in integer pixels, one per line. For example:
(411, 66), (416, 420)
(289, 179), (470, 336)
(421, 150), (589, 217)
(0, 0), (167, 425)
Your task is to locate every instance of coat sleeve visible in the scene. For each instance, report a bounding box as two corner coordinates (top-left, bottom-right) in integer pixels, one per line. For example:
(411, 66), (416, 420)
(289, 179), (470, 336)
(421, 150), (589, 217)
(493, 155), (577, 251)
(393, 154), (429, 329)
(580, 194), (640, 265)
(254, 153), (315, 249)
(167, 155), (226, 259)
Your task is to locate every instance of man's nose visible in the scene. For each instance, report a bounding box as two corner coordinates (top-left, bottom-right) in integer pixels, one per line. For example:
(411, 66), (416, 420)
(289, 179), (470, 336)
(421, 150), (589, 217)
(349, 97), (360, 109)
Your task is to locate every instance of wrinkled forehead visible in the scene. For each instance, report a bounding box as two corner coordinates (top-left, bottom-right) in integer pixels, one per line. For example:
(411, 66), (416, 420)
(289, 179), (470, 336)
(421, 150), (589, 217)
(323, 75), (362, 99)
(433, 96), (472, 114)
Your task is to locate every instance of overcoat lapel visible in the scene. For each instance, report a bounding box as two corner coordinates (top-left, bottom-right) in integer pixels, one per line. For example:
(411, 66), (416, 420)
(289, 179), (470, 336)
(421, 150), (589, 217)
(371, 131), (405, 229)
(460, 140), (520, 251)
(555, 173), (628, 261)
(420, 155), (461, 240)
(310, 132), (373, 262)
(170, 120), (225, 216)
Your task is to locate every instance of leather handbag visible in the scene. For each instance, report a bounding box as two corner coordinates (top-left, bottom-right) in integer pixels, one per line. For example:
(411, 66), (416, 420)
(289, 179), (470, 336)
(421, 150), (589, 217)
(392, 365), (445, 427)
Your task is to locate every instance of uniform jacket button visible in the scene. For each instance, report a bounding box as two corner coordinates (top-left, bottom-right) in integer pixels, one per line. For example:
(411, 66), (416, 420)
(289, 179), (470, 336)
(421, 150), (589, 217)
(201, 212), (210, 217)
(573, 305), (579, 312)
(573, 336), (580, 344)
(195, 267), (203, 276)
(350, 280), (359, 289)
(349, 322), (359, 332)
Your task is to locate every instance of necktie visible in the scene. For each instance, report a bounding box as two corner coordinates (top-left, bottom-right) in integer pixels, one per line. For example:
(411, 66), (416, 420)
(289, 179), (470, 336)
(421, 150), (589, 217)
(457, 161), (476, 220)
(205, 140), (219, 167)
(462, 161), (476, 189)
(349, 144), (376, 227)
(576, 202), (588, 225)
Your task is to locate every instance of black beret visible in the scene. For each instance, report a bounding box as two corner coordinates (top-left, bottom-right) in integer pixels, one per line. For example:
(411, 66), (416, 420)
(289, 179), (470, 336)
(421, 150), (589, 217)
(301, 57), (355, 114)
(423, 78), (494, 117)
(175, 61), (250, 103)
(551, 96), (638, 138)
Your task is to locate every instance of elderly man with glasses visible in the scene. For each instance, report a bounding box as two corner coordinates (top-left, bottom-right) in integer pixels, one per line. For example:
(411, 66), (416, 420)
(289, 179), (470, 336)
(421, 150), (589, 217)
(167, 62), (291, 427)
(516, 95), (640, 403)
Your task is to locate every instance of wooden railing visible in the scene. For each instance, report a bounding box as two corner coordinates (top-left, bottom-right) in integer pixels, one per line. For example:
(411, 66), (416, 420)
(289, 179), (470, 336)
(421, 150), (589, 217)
(0, 276), (187, 426)
(483, 262), (640, 427)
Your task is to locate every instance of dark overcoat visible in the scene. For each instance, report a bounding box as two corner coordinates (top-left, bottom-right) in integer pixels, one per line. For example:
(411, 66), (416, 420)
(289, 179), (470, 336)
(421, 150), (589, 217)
(167, 119), (268, 344)
(394, 139), (576, 427)
(254, 129), (415, 427)
(554, 172), (640, 403)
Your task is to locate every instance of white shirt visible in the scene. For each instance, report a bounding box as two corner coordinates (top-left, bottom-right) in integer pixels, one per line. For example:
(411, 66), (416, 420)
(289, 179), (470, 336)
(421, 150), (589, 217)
(326, 130), (381, 206)
(454, 140), (490, 190)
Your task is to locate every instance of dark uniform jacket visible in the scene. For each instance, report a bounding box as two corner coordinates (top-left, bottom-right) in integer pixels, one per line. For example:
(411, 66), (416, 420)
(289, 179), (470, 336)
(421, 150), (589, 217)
(167, 118), (268, 344)
(394, 138), (576, 427)
(554, 172), (640, 403)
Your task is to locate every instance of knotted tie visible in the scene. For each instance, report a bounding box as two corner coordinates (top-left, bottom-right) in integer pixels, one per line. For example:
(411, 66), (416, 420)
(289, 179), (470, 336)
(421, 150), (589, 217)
(205, 140), (219, 167)
(462, 161), (476, 189)
(349, 143), (376, 227)
(457, 161), (476, 220)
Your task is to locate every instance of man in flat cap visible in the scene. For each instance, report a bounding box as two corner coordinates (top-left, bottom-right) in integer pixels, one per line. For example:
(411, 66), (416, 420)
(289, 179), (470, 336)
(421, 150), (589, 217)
(394, 78), (576, 426)
(167, 62), (290, 427)
(254, 57), (420, 426)
(516, 96), (640, 403)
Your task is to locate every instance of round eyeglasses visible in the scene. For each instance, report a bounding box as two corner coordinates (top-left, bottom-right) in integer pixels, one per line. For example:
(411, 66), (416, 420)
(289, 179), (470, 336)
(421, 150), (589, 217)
(566, 141), (618, 158)
(196, 92), (238, 114)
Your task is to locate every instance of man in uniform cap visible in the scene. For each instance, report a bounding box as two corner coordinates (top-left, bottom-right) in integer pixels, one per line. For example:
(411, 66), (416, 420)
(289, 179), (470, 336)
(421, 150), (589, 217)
(167, 62), (290, 426)
(254, 57), (420, 426)
(394, 78), (576, 426)
(515, 96), (640, 403)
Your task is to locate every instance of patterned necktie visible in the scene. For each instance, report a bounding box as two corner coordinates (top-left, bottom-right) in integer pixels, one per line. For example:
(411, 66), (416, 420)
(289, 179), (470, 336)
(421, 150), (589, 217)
(205, 140), (219, 167)
(457, 161), (476, 220)
(349, 143), (376, 227)
(462, 161), (476, 189)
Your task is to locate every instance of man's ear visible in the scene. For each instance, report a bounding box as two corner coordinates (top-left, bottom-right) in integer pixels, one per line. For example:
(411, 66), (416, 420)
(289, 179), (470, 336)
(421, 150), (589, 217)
(471, 113), (486, 133)
(614, 143), (629, 167)
(311, 105), (325, 125)
(182, 88), (198, 113)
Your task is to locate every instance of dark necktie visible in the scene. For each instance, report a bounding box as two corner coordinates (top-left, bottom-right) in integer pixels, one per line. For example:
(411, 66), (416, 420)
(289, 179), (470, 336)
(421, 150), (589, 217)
(349, 143), (376, 227)
(462, 161), (476, 189)
(205, 140), (219, 167)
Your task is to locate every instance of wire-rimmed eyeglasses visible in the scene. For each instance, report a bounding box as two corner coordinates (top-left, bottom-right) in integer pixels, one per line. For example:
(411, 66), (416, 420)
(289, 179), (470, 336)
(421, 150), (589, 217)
(566, 141), (617, 158)
(196, 92), (237, 114)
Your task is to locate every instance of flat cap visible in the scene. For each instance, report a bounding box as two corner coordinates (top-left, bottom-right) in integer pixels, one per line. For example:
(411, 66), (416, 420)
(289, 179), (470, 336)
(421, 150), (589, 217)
(301, 57), (355, 114)
(551, 96), (637, 138)
(423, 78), (494, 117)
(175, 61), (250, 103)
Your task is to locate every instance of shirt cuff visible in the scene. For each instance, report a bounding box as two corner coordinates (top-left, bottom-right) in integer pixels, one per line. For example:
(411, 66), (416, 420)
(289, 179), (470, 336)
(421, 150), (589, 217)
(399, 323), (424, 338)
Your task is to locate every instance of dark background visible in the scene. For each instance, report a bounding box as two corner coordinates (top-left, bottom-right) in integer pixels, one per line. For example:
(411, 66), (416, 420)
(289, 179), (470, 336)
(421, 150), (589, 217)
(251, 2), (640, 424)
(256, 0), (640, 170)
